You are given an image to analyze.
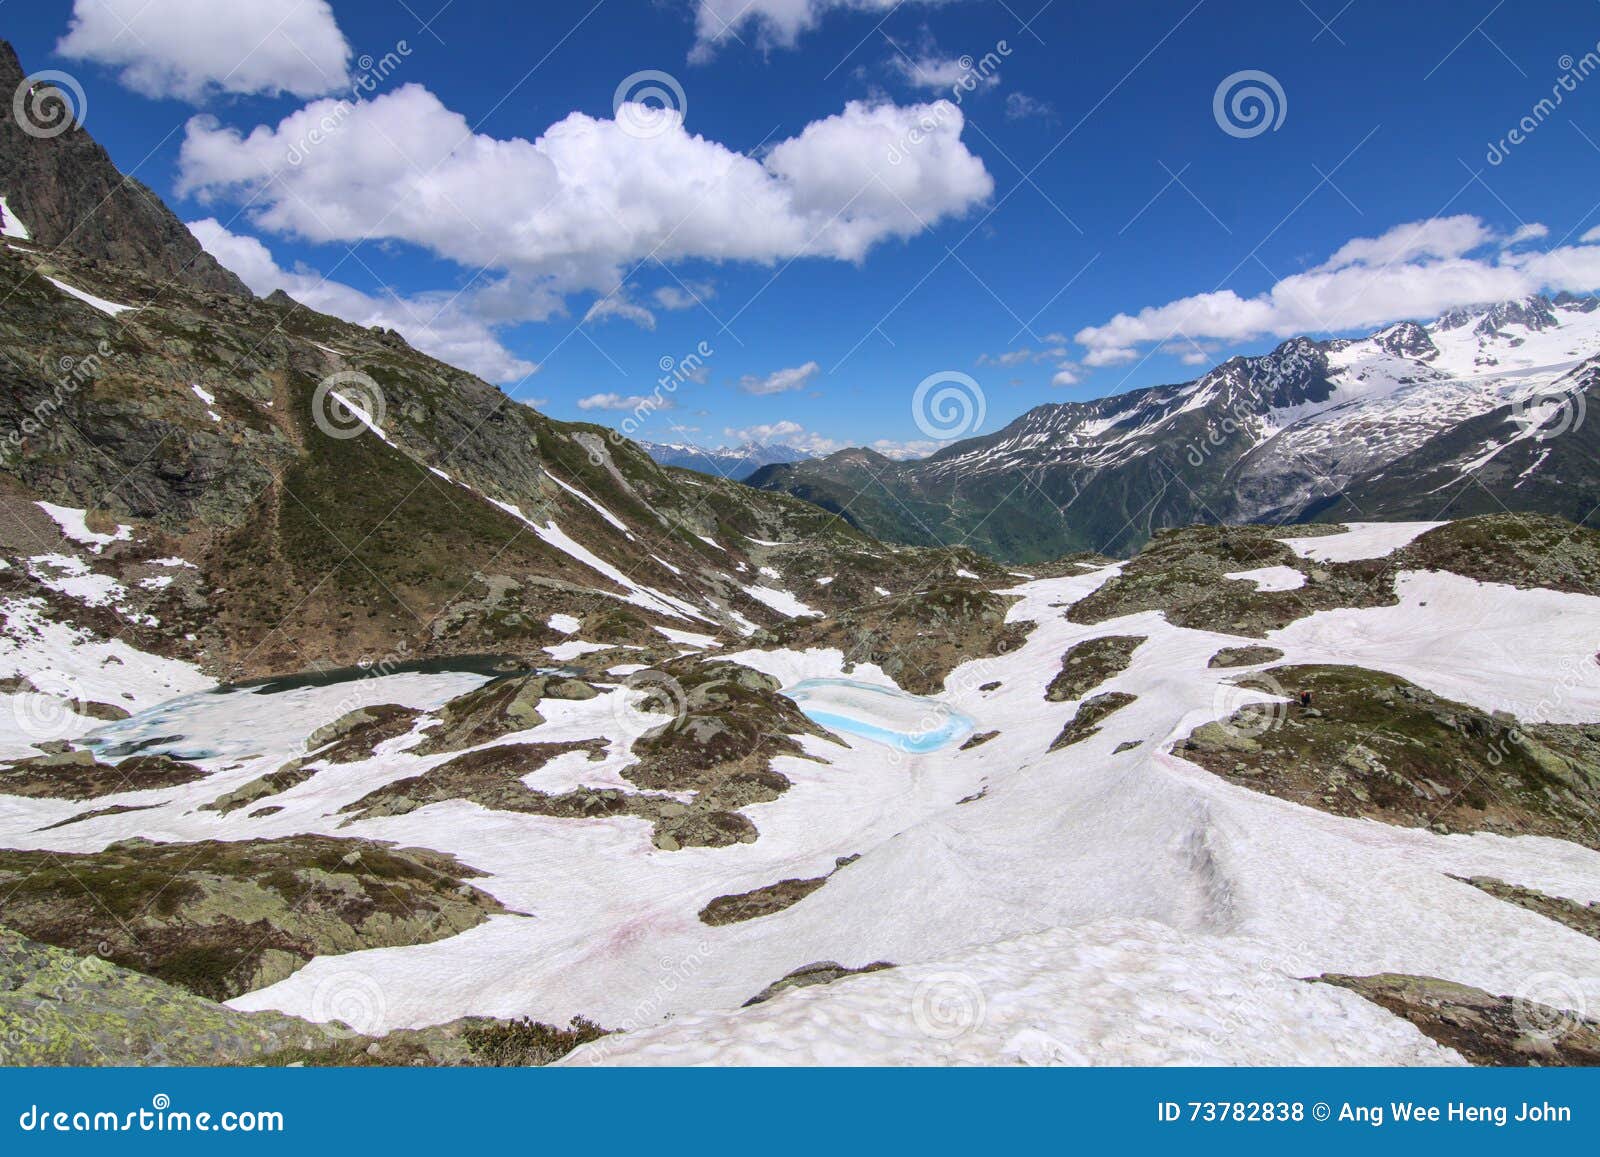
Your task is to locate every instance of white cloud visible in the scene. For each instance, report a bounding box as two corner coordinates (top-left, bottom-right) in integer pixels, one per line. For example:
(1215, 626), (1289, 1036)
(652, 283), (713, 310)
(188, 219), (537, 383)
(724, 420), (845, 454)
(1583, 225), (1600, 244)
(871, 438), (939, 460)
(578, 393), (676, 412)
(1005, 92), (1053, 120)
(179, 88), (990, 311)
(1074, 215), (1600, 363)
(1314, 215), (1494, 272)
(1050, 367), (1080, 387)
(1504, 222), (1550, 247)
(977, 345), (1068, 367)
(692, 0), (959, 56)
(58, 0), (351, 102)
(583, 294), (657, 330)
(889, 53), (999, 93)
(737, 361), (821, 396)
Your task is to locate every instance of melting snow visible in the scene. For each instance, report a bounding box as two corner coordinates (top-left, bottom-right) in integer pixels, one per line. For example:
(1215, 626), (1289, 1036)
(45, 277), (134, 316)
(1277, 522), (1444, 563)
(741, 584), (822, 618)
(1223, 565), (1306, 592)
(550, 474), (631, 535)
(0, 195), (30, 240)
(35, 503), (131, 553)
(547, 613), (582, 635)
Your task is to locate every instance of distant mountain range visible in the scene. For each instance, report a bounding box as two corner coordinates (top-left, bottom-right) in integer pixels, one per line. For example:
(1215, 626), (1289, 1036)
(638, 440), (815, 481)
(750, 295), (1600, 561)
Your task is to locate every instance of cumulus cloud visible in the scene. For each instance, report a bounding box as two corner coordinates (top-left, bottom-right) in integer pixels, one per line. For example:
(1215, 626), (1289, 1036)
(188, 219), (537, 383)
(1074, 215), (1600, 364)
(1504, 222), (1550, 247)
(578, 393), (676, 412)
(720, 419), (824, 449)
(1050, 367), (1080, 386)
(1314, 215), (1495, 272)
(58, 0), (351, 101)
(178, 87), (991, 315)
(736, 361), (821, 396)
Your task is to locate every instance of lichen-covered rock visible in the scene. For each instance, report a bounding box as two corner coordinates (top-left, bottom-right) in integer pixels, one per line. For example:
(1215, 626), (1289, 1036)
(0, 837), (506, 1001)
(1045, 635), (1144, 702)
(0, 752), (206, 800)
(1319, 972), (1600, 1066)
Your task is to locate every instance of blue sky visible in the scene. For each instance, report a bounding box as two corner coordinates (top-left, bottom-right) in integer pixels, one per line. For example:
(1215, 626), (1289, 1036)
(9, 0), (1600, 456)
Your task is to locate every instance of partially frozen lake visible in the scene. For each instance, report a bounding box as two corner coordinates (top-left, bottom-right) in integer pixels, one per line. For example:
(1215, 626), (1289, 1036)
(785, 677), (975, 753)
(76, 656), (538, 763)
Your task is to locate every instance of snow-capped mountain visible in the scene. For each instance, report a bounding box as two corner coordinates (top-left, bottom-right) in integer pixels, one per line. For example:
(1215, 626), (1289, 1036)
(750, 295), (1600, 561)
(639, 439), (816, 481)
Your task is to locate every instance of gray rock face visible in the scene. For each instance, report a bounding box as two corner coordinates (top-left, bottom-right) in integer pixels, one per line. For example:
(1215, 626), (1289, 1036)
(0, 41), (249, 298)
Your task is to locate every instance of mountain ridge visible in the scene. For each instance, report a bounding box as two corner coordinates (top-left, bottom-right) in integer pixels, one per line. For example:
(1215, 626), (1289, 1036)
(750, 296), (1600, 561)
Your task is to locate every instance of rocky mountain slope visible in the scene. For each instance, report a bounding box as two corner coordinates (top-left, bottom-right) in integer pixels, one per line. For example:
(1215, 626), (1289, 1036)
(751, 297), (1600, 561)
(0, 43), (244, 298)
(0, 38), (999, 688)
